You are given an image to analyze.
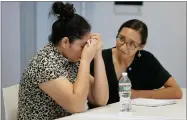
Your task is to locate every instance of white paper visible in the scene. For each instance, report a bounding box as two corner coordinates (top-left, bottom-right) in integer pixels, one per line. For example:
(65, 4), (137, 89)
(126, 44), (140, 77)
(131, 98), (176, 107)
(75, 113), (183, 120)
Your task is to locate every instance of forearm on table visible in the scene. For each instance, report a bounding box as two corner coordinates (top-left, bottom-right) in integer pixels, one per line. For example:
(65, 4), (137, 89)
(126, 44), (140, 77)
(133, 87), (182, 99)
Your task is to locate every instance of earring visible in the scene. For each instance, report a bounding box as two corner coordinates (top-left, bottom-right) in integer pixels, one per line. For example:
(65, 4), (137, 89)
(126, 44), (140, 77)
(138, 50), (141, 57)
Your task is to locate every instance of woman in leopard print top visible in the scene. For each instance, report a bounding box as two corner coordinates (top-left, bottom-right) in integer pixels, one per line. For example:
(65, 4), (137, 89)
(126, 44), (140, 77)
(17, 2), (109, 120)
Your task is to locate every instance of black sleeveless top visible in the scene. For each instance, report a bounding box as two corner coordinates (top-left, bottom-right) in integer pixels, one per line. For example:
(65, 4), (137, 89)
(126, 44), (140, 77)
(89, 48), (171, 107)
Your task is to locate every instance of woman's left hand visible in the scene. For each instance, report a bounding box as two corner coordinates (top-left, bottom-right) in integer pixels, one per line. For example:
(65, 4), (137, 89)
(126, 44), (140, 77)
(90, 33), (103, 57)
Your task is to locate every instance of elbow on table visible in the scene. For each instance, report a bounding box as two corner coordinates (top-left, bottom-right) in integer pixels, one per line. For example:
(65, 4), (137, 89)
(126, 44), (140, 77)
(95, 96), (109, 106)
(174, 88), (183, 99)
(67, 103), (86, 114)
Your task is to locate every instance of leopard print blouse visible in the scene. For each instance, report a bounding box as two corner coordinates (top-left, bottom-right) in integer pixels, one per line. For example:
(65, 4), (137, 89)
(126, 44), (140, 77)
(17, 42), (80, 120)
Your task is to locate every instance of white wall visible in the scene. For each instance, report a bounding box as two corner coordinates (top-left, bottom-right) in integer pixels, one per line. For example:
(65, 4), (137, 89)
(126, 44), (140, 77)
(2, 2), (21, 88)
(0, 1), (1, 119)
(36, 2), (53, 52)
(20, 2), (37, 74)
(88, 2), (186, 87)
(1, 2), (21, 120)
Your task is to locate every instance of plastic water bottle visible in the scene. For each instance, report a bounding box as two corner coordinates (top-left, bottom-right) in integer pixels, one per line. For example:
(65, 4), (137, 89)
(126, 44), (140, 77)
(119, 72), (132, 112)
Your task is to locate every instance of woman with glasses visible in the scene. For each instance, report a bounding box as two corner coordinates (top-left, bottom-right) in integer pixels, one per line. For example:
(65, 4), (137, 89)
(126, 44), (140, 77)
(89, 19), (182, 107)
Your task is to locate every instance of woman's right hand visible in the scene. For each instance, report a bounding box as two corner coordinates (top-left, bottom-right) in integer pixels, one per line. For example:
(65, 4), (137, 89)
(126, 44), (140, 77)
(81, 39), (98, 63)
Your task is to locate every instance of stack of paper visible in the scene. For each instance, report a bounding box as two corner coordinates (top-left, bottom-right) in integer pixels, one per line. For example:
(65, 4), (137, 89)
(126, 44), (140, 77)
(131, 98), (176, 107)
(75, 113), (180, 120)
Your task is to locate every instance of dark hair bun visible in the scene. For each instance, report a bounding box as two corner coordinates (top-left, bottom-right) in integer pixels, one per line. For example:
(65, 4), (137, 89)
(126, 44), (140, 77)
(51, 1), (75, 22)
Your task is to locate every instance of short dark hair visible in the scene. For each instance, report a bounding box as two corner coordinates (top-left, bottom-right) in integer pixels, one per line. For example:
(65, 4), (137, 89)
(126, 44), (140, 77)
(49, 1), (91, 45)
(118, 19), (148, 45)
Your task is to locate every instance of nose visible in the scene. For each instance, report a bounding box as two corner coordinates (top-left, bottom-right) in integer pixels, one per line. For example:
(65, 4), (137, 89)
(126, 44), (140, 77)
(120, 43), (128, 53)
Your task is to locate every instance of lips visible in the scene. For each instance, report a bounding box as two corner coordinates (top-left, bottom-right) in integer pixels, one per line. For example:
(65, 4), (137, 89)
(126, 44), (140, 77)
(117, 47), (128, 54)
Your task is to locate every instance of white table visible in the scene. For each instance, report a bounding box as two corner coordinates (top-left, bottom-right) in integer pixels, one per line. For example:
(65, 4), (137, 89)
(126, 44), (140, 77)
(57, 88), (186, 120)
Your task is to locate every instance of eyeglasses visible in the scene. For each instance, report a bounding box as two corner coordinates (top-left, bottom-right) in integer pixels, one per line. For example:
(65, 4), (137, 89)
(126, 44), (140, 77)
(116, 35), (141, 50)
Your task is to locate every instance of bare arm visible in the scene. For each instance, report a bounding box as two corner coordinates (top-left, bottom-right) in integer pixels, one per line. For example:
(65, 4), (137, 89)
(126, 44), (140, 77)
(87, 33), (109, 106)
(131, 77), (183, 99)
(39, 60), (90, 113)
(92, 53), (109, 106)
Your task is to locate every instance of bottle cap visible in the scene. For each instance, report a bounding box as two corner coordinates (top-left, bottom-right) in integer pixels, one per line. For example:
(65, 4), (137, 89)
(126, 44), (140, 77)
(122, 72), (127, 76)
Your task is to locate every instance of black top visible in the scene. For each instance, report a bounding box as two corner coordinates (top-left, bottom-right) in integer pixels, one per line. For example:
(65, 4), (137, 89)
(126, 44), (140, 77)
(90, 48), (171, 106)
